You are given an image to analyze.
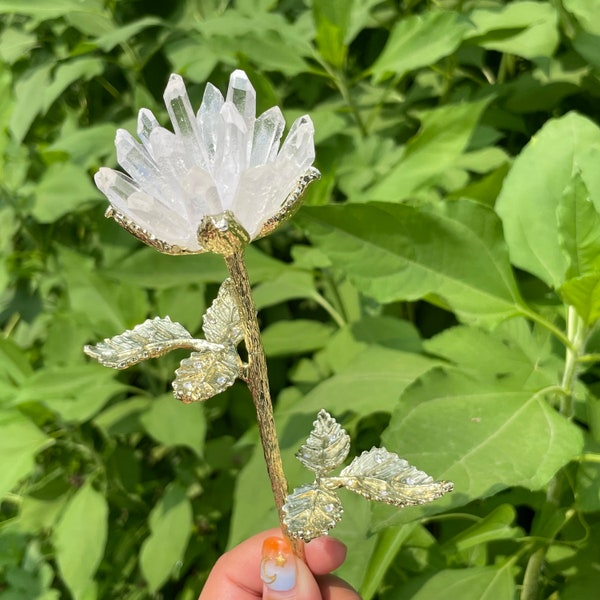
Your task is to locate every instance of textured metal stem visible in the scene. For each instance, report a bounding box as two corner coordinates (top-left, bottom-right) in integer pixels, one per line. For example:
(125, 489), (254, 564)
(224, 249), (304, 559)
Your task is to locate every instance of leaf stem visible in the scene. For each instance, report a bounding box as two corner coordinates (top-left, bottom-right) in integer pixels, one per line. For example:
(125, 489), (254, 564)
(311, 291), (347, 328)
(223, 249), (304, 559)
(517, 305), (573, 351)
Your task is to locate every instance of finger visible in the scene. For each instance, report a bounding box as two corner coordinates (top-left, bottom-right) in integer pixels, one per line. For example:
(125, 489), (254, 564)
(318, 574), (361, 600)
(304, 537), (347, 576)
(199, 530), (350, 600)
(199, 529), (282, 600)
(262, 537), (333, 600)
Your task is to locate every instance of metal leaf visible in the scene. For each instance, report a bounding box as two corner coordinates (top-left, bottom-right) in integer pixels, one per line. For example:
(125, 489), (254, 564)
(172, 344), (240, 403)
(335, 447), (454, 507)
(203, 278), (244, 346)
(282, 483), (343, 542)
(295, 409), (351, 476)
(83, 316), (196, 369)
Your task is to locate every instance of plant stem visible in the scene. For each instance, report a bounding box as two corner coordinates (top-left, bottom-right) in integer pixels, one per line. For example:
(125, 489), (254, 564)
(520, 306), (587, 600)
(223, 249), (304, 559)
(520, 546), (546, 600)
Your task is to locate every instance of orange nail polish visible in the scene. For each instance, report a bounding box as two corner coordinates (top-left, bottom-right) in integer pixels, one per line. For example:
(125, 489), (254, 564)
(260, 537), (296, 592)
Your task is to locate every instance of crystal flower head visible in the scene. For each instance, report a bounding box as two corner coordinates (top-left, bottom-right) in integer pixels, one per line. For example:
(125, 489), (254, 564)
(94, 70), (319, 255)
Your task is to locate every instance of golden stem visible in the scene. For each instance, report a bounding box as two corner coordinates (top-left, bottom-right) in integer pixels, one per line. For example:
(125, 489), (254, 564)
(224, 249), (305, 560)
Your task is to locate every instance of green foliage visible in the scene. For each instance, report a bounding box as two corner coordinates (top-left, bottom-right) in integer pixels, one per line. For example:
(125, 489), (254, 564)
(2, 0), (600, 598)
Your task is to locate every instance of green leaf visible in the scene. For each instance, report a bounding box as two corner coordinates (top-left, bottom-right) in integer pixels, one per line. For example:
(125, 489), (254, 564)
(92, 16), (162, 51)
(31, 163), (100, 223)
(376, 370), (583, 528)
(103, 249), (227, 289)
(299, 200), (523, 324)
(466, 1), (559, 59)
(572, 30), (600, 71)
(140, 393), (206, 456)
(93, 397), (149, 436)
(0, 0), (103, 17)
(424, 322), (559, 389)
(15, 364), (127, 422)
(313, 0), (353, 67)
(261, 320), (335, 356)
(252, 270), (317, 310)
(0, 410), (51, 498)
(9, 64), (52, 143)
(299, 346), (437, 416)
(358, 523), (418, 600)
(43, 57), (104, 113)
(61, 248), (149, 333)
(325, 316), (422, 373)
(53, 481), (108, 600)
(46, 123), (115, 168)
(371, 11), (474, 81)
(103, 245), (282, 289)
(557, 522), (600, 599)
(386, 565), (515, 600)
(0, 338), (33, 388)
(496, 112), (600, 288)
(0, 28), (37, 64)
(564, 0), (600, 35)
(557, 171), (600, 278)
(163, 35), (222, 84)
(369, 98), (493, 201)
(140, 483), (193, 593)
(442, 505), (521, 553)
(559, 273), (600, 324)
(574, 449), (600, 512)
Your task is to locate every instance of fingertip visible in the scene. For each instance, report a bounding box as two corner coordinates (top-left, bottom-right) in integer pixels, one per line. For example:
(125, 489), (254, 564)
(304, 536), (348, 575)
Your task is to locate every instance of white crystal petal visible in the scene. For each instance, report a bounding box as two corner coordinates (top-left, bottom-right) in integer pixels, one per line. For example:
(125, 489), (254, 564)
(121, 126), (195, 221)
(145, 127), (191, 213)
(226, 69), (256, 147)
(95, 168), (199, 249)
(181, 166), (222, 219)
(115, 129), (161, 190)
(163, 73), (208, 168)
(250, 106), (285, 167)
(230, 164), (284, 238)
(277, 115), (315, 171)
(212, 103), (247, 208)
(197, 82), (224, 166)
(149, 127), (186, 177)
(137, 108), (160, 153)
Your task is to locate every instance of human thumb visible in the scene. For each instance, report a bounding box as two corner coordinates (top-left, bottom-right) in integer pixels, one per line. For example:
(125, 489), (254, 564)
(261, 536), (323, 600)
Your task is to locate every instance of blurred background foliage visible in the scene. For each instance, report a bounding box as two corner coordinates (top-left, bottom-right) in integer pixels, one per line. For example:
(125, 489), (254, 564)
(2, 0), (600, 598)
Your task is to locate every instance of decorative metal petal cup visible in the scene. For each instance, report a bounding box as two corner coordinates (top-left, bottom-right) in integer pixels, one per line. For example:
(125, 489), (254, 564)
(94, 70), (319, 255)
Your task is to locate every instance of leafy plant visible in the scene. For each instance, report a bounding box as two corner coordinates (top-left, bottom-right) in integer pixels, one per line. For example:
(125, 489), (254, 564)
(2, 0), (600, 599)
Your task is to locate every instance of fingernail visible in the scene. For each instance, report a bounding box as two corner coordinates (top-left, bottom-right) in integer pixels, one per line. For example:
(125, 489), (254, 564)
(260, 536), (296, 592)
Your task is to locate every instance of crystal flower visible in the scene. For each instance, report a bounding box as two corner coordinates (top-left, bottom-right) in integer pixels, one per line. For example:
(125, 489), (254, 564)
(94, 70), (319, 255)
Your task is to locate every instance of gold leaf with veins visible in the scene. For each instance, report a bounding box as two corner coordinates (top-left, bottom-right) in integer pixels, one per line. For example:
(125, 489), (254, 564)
(283, 411), (453, 541)
(203, 278), (244, 346)
(336, 447), (454, 506)
(295, 409), (351, 475)
(83, 316), (197, 369)
(282, 483), (343, 542)
(172, 346), (240, 403)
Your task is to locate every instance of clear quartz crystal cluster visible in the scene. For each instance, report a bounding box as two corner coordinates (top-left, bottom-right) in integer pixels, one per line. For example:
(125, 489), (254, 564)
(95, 70), (319, 254)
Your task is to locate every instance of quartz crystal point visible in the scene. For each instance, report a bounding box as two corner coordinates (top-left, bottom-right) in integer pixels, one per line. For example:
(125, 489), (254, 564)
(94, 70), (319, 254)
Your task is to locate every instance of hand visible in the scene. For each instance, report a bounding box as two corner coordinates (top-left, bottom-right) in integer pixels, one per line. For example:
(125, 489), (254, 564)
(199, 528), (361, 599)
